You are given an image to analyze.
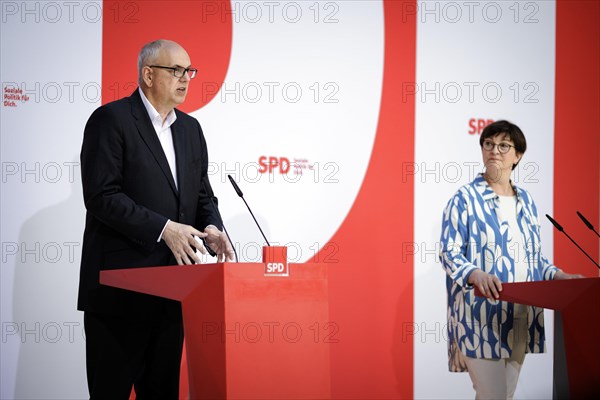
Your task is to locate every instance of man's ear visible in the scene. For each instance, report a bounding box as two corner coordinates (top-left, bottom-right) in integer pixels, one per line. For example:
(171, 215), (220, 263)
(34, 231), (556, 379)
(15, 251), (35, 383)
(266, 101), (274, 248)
(142, 66), (153, 87)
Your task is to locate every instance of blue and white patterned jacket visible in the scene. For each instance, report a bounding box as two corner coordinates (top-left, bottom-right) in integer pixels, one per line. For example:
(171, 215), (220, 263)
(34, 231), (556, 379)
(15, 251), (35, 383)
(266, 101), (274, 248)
(439, 174), (558, 372)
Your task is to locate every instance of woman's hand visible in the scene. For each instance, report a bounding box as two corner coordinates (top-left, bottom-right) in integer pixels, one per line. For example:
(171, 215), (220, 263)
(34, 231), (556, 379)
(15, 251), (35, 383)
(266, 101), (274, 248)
(553, 270), (585, 280)
(468, 269), (503, 299)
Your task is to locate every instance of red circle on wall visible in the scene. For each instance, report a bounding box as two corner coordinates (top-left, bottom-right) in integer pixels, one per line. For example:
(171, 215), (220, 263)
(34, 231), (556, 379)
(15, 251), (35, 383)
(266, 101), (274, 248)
(102, 0), (232, 112)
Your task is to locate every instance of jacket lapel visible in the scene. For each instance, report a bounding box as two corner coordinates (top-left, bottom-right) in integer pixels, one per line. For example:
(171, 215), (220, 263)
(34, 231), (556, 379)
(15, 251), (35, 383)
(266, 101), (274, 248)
(130, 90), (179, 197)
(171, 117), (186, 199)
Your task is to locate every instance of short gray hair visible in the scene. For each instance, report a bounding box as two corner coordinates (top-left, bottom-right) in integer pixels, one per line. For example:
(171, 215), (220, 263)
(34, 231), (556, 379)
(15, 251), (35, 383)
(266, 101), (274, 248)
(137, 40), (165, 85)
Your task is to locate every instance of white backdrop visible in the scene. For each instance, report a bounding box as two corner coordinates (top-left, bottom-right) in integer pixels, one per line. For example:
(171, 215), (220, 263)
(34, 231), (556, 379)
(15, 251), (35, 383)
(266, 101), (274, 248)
(1, 1), (101, 397)
(413, 2), (557, 398)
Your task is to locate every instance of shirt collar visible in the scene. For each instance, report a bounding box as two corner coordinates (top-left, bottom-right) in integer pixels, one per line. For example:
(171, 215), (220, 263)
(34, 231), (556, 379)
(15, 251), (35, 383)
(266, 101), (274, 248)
(138, 88), (177, 129)
(474, 173), (522, 203)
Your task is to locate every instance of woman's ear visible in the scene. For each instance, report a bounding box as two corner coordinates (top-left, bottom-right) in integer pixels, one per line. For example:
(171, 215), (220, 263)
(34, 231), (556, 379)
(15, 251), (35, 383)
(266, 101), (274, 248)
(514, 153), (523, 168)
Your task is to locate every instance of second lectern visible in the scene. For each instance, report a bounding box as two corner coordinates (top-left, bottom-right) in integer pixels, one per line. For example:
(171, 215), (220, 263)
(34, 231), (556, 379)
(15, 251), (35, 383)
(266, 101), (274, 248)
(478, 277), (600, 398)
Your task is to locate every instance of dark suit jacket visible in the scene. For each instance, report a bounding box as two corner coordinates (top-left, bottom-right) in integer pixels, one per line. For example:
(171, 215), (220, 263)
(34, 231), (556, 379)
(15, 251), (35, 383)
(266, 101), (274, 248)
(78, 89), (220, 315)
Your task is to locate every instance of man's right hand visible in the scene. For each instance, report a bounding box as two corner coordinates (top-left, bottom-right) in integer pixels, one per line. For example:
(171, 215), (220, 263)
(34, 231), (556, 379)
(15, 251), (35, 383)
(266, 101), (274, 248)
(162, 221), (207, 265)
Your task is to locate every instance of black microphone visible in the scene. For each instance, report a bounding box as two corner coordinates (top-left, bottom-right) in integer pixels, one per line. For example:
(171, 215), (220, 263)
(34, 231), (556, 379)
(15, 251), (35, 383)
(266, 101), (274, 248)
(576, 211), (600, 238)
(546, 214), (564, 232)
(229, 175), (244, 197)
(227, 174), (271, 246)
(545, 214), (599, 269)
(201, 179), (238, 262)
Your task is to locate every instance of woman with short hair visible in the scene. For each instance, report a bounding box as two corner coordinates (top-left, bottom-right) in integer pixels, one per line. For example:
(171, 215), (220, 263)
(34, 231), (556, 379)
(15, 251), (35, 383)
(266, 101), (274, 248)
(439, 120), (582, 399)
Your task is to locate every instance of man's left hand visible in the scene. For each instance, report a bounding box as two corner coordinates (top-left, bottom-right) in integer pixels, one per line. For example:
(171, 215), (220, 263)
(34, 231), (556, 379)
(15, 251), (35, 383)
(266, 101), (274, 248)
(204, 225), (235, 262)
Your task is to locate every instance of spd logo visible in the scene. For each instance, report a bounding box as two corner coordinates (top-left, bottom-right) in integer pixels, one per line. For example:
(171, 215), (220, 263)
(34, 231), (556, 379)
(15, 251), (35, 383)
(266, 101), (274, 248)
(468, 118), (494, 135)
(265, 262), (288, 275)
(263, 246), (288, 276)
(258, 156), (291, 174)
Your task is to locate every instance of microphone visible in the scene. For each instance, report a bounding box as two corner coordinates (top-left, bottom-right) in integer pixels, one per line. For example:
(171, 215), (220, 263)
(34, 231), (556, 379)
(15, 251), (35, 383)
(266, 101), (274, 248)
(227, 174), (271, 246)
(201, 178), (238, 262)
(576, 211), (600, 238)
(545, 214), (564, 232)
(545, 214), (600, 269)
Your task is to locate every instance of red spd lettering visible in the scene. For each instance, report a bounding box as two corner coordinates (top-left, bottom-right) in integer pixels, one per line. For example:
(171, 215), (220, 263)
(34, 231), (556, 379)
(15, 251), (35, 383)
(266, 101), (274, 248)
(468, 118), (494, 135)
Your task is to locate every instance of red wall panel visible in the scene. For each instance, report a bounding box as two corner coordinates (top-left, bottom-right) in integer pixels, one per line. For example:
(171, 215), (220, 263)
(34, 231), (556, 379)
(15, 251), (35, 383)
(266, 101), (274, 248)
(555, 0), (600, 277)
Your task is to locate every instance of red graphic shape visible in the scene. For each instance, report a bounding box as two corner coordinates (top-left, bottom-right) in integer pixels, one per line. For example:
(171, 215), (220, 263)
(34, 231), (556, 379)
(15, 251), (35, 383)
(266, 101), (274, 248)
(308, 2), (416, 398)
(102, 0), (232, 112)
(554, 0), (599, 276)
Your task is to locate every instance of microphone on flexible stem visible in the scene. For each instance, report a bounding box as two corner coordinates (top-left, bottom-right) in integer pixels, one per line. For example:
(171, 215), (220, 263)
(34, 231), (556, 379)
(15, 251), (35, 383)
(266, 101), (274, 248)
(545, 214), (600, 269)
(227, 174), (271, 246)
(201, 179), (238, 263)
(576, 211), (600, 238)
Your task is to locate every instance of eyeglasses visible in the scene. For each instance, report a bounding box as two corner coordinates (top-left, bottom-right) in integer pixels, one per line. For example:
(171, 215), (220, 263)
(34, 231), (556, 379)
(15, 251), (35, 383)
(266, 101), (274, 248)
(482, 140), (515, 154)
(148, 65), (197, 79)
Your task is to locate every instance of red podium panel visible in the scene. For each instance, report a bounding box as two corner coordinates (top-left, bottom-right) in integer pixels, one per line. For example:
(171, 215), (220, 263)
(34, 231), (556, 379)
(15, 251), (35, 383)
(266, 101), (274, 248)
(100, 263), (330, 399)
(478, 278), (600, 397)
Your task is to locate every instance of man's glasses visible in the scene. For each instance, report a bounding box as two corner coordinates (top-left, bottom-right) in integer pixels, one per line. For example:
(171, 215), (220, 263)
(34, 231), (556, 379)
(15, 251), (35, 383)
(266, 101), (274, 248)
(149, 65), (197, 79)
(482, 140), (515, 154)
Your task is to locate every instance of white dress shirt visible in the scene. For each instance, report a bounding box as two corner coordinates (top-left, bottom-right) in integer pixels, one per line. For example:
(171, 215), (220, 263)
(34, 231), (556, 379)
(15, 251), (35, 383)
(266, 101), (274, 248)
(138, 88), (178, 188)
(138, 88), (177, 241)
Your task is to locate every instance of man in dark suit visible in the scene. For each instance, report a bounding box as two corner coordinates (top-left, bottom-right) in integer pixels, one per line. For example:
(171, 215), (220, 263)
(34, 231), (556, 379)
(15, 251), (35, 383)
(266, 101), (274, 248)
(78, 39), (234, 398)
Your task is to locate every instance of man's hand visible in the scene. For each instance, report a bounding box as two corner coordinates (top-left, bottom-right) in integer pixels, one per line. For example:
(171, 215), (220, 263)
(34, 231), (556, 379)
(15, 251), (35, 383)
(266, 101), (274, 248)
(203, 225), (235, 262)
(162, 221), (207, 265)
(468, 269), (503, 299)
(553, 270), (585, 280)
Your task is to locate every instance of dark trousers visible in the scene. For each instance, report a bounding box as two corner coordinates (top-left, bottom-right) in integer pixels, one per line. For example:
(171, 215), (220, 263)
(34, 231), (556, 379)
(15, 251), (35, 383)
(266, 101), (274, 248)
(84, 311), (183, 399)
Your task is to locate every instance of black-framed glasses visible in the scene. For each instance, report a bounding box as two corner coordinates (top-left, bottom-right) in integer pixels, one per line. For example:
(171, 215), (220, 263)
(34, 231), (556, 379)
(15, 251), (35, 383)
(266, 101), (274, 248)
(482, 140), (515, 154)
(149, 65), (197, 79)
